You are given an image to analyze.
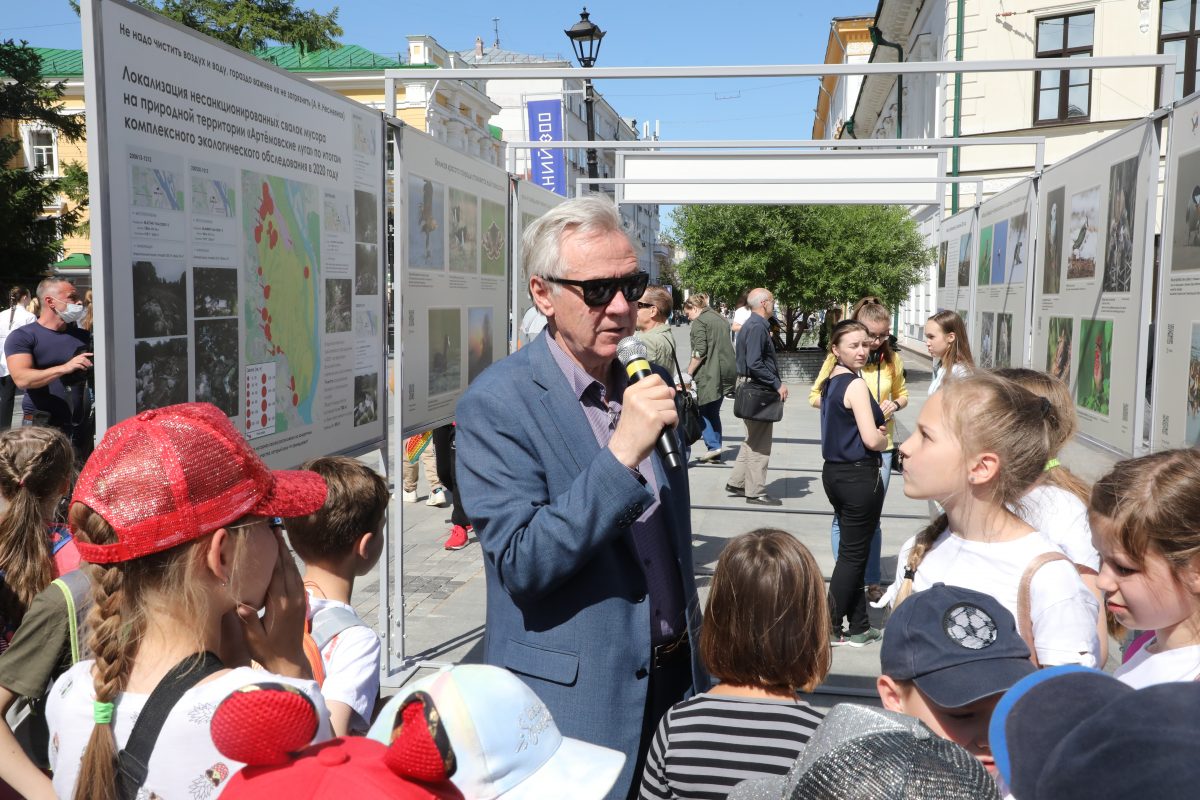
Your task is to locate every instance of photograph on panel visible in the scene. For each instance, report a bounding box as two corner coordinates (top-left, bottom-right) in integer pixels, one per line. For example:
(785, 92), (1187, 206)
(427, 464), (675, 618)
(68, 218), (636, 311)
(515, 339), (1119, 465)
(1172, 150), (1200, 271)
(991, 219), (1008, 285)
(195, 319), (238, 417)
(429, 308), (463, 396)
(354, 372), (379, 427)
(135, 337), (188, 413)
(938, 241), (948, 289)
(1042, 187), (1065, 294)
(977, 226), (993, 287)
(957, 232), (972, 288)
(980, 311), (995, 369)
(996, 314), (1013, 369)
(1187, 323), (1200, 443)
(468, 306), (495, 384)
(481, 199), (507, 277)
(448, 188), (480, 273)
(194, 267), (238, 318)
(1007, 213), (1028, 284)
(325, 278), (352, 334)
(132, 259), (187, 339)
(1046, 316), (1073, 382)
(1067, 185), (1099, 280)
(409, 175), (445, 269)
(1103, 156), (1137, 292)
(1076, 318), (1113, 415)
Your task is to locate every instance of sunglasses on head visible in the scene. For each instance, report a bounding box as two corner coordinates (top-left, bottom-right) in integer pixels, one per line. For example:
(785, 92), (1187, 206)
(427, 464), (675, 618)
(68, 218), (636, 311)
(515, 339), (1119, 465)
(543, 271), (650, 307)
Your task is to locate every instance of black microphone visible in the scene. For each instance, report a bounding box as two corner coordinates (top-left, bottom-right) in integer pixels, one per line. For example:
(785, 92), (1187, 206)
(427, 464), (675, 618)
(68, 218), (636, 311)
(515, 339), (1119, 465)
(617, 336), (683, 470)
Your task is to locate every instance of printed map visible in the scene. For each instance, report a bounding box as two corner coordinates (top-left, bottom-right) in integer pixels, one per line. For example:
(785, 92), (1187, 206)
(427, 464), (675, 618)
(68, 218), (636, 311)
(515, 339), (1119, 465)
(241, 171), (320, 433)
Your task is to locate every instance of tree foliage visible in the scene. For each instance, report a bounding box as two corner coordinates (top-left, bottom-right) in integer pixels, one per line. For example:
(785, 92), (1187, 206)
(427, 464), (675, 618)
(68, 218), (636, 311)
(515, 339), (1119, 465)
(0, 41), (87, 281)
(72, 0), (343, 54)
(671, 203), (931, 347)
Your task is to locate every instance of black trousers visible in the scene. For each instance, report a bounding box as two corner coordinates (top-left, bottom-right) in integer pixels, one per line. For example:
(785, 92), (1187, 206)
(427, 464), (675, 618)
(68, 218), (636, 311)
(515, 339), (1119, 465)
(823, 460), (885, 635)
(431, 424), (469, 528)
(0, 375), (15, 431)
(627, 637), (693, 800)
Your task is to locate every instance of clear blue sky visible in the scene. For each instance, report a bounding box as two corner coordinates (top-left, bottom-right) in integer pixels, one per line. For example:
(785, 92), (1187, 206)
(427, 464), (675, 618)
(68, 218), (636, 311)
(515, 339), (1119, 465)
(5, 0), (877, 138)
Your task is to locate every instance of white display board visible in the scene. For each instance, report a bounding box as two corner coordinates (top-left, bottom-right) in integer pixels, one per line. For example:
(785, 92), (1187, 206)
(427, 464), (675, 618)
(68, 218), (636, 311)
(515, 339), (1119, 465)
(398, 124), (509, 436)
(510, 179), (566, 352)
(973, 180), (1036, 370)
(936, 209), (977, 331)
(1032, 120), (1158, 455)
(620, 151), (943, 206)
(1153, 91), (1200, 448)
(81, 0), (387, 469)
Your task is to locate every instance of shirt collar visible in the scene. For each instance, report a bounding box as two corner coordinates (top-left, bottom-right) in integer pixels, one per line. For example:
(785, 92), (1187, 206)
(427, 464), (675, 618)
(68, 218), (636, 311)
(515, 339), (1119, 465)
(547, 335), (626, 401)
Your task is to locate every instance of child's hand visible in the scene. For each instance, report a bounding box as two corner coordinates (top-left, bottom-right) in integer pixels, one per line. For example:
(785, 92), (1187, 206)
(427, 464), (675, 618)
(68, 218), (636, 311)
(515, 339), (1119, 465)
(237, 529), (313, 680)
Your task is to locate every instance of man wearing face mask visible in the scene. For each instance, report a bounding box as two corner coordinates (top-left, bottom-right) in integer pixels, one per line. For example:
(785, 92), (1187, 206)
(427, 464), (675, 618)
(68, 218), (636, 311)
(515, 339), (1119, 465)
(4, 278), (93, 460)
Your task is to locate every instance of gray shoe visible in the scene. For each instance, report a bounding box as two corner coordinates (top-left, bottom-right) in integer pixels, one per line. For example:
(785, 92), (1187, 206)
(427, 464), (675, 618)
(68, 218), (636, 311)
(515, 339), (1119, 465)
(846, 627), (883, 648)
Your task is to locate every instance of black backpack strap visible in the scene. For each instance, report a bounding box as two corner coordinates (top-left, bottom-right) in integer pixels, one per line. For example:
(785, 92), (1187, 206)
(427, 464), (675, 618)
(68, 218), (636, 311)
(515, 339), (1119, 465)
(116, 651), (224, 800)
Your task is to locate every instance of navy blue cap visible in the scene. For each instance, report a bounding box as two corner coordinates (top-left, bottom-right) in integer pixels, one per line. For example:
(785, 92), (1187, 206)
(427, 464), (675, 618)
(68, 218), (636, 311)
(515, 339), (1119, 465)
(880, 583), (1035, 708)
(990, 666), (1200, 800)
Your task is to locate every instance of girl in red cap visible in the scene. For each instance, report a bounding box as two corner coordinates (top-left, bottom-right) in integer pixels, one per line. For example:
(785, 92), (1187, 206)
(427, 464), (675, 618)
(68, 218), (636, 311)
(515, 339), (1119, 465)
(41, 403), (332, 800)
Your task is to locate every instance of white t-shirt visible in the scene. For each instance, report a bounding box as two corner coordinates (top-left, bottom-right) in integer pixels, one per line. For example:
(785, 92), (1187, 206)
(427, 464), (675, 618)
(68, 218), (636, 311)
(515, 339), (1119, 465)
(308, 594), (380, 732)
(1013, 484), (1100, 572)
(1114, 639), (1200, 688)
(520, 306), (547, 344)
(927, 361), (970, 395)
(732, 306), (752, 329)
(890, 529), (1099, 667)
(47, 660), (330, 799)
(0, 305), (35, 377)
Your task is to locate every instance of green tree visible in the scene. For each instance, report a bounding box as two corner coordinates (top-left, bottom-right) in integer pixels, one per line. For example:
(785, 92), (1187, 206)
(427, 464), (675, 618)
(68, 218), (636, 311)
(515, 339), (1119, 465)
(671, 203), (930, 349)
(71, 0), (343, 53)
(0, 41), (87, 281)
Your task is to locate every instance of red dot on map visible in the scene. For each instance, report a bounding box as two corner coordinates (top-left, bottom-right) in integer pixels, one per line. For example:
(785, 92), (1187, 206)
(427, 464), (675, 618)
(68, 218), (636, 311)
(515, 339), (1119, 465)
(303, 266), (310, 279)
(260, 308), (268, 321)
(253, 225), (262, 244)
(261, 414), (268, 427)
(261, 399), (267, 411)
(261, 386), (267, 397)
(257, 267), (262, 276)
(264, 325), (272, 339)
(292, 393), (299, 407)
(289, 376), (295, 390)
(261, 374), (267, 384)
(263, 285), (271, 299)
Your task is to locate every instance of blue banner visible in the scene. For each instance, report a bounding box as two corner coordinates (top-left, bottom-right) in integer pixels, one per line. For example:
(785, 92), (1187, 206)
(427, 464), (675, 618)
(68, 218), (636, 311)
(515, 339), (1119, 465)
(526, 99), (567, 197)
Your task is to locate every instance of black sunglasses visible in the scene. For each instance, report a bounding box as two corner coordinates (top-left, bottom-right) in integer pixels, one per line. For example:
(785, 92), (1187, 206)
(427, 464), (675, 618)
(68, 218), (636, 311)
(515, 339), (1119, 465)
(543, 271), (649, 307)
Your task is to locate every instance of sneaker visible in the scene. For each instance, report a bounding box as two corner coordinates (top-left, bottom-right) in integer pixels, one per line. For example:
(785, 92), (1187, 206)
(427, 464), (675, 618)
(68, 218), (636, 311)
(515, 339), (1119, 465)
(427, 487), (449, 507)
(724, 483), (745, 497)
(831, 630), (849, 647)
(697, 448), (723, 463)
(402, 489), (417, 503)
(746, 495), (783, 507)
(443, 524), (469, 551)
(846, 627), (883, 648)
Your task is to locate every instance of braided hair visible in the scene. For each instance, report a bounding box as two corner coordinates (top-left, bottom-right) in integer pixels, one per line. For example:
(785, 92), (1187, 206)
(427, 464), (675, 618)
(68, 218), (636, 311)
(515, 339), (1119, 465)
(0, 427), (74, 624)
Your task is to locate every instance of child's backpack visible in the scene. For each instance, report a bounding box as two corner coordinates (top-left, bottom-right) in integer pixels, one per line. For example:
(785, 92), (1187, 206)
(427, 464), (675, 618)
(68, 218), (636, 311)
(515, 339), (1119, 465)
(302, 604), (368, 687)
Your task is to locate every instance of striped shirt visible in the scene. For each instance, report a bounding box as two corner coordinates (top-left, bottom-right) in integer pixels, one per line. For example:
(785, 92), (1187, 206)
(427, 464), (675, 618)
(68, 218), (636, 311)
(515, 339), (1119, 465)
(638, 692), (825, 800)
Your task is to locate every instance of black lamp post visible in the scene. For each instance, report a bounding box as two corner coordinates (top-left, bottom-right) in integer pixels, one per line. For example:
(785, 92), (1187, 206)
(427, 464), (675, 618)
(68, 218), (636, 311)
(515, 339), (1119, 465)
(565, 7), (605, 187)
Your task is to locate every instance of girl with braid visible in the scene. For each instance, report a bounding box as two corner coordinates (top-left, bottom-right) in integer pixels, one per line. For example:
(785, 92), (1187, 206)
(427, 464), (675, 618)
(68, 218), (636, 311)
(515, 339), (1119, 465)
(43, 403), (331, 800)
(0, 426), (77, 651)
(875, 372), (1100, 667)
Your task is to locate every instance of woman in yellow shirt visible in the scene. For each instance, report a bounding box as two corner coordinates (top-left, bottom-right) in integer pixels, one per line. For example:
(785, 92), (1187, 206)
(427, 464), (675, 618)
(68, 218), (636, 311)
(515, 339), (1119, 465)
(809, 297), (908, 601)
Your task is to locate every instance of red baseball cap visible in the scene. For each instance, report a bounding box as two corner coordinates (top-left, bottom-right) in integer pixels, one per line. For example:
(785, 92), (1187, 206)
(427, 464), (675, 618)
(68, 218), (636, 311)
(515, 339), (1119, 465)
(71, 403), (327, 564)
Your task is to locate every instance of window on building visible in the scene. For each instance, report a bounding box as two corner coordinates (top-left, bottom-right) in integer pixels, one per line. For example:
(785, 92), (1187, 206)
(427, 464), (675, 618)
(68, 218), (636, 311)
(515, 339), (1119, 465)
(1034, 11), (1094, 125)
(1161, 0), (1200, 100)
(30, 129), (57, 174)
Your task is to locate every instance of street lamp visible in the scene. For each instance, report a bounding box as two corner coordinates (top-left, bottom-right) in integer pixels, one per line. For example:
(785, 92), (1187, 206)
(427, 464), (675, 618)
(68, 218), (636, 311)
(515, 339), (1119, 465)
(565, 7), (605, 187)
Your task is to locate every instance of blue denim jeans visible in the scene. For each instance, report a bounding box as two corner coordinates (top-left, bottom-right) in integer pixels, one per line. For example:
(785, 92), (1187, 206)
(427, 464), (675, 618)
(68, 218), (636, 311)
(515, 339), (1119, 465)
(831, 450), (892, 585)
(698, 397), (723, 451)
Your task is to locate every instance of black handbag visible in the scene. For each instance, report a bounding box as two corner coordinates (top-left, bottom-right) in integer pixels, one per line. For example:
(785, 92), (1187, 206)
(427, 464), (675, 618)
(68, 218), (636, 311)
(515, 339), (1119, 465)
(669, 343), (705, 446)
(733, 378), (783, 422)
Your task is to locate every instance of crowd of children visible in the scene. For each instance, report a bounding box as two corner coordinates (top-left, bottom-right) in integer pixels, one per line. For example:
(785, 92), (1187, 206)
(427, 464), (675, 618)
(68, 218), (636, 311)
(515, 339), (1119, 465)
(2, 302), (1200, 799)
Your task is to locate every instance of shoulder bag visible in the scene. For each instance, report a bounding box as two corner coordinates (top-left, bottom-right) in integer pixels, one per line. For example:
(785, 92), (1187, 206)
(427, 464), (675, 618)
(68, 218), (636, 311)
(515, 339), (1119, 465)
(669, 343), (704, 446)
(733, 377), (783, 423)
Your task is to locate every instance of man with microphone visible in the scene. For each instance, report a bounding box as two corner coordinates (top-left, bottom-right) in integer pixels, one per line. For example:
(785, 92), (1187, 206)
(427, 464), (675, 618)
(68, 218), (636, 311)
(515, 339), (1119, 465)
(456, 196), (706, 800)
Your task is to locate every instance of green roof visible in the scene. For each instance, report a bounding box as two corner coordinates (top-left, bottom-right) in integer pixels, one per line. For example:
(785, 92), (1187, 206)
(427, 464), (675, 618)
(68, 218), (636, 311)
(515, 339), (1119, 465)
(255, 44), (403, 71)
(32, 48), (84, 78)
(54, 253), (92, 269)
(26, 44), (410, 78)
(488, 124), (502, 141)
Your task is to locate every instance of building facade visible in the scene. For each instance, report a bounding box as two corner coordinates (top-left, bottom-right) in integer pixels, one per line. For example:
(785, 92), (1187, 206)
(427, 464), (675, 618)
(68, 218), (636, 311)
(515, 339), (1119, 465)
(833, 0), (1168, 348)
